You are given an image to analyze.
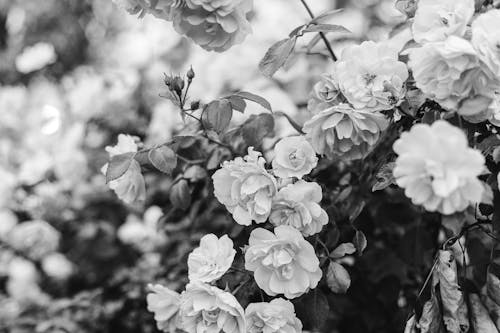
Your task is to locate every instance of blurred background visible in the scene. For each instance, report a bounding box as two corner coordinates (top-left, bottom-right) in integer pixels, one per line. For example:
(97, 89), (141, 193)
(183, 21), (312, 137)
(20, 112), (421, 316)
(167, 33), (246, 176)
(0, 0), (408, 332)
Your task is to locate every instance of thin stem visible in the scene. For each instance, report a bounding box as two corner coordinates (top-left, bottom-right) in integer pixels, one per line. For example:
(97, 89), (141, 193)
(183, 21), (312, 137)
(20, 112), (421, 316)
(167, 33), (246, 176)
(299, 0), (338, 61)
(232, 276), (252, 295)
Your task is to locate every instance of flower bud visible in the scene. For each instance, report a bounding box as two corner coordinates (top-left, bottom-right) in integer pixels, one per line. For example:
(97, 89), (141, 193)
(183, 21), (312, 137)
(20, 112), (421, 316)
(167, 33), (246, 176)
(190, 101), (200, 110)
(187, 67), (195, 81)
(171, 77), (185, 96)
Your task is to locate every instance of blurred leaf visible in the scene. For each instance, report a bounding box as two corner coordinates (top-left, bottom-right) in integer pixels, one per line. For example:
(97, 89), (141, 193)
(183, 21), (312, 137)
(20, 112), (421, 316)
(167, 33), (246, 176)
(169, 179), (191, 210)
(330, 242), (356, 259)
(469, 293), (498, 332)
(326, 261), (351, 293)
(105, 152), (135, 183)
(274, 111), (305, 134)
(183, 165), (207, 182)
(241, 113), (275, 147)
(372, 162), (396, 192)
(353, 230), (368, 255)
(235, 91), (273, 112)
(148, 145), (177, 174)
(170, 135), (198, 151)
(202, 99), (233, 133)
(306, 33), (323, 52)
(296, 290), (330, 330)
(226, 96), (246, 113)
(303, 24), (350, 34)
(310, 8), (343, 23)
(478, 135), (500, 156)
(258, 37), (296, 78)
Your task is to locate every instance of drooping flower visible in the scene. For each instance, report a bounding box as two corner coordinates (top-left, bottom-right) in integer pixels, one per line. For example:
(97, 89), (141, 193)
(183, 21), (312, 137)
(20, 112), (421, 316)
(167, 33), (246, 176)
(471, 9), (500, 77)
(272, 136), (318, 179)
(411, 0), (474, 43)
(7, 220), (60, 260)
(407, 36), (479, 110)
(147, 284), (181, 333)
(269, 180), (328, 237)
(334, 41), (408, 111)
(187, 234), (236, 283)
(393, 120), (485, 215)
(303, 103), (390, 160)
(244, 225), (322, 299)
(178, 282), (246, 333)
(212, 147), (278, 226)
(245, 298), (303, 333)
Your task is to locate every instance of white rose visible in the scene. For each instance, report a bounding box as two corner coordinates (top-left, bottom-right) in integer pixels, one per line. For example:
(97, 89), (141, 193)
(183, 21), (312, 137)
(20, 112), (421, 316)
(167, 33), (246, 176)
(212, 147), (278, 226)
(272, 136), (318, 179)
(15, 42), (57, 74)
(147, 284), (182, 333)
(244, 225), (322, 299)
(412, 0), (474, 43)
(118, 213), (166, 252)
(41, 253), (73, 280)
(246, 298), (303, 333)
(471, 9), (500, 77)
(7, 220), (60, 260)
(0, 209), (18, 241)
(307, 74), (342, 114)
(407, 36), (478, 110)
(270, 180), (328, 237)
(105, 134), (139, 156)
(179, 282), (246, 333)
(335, 41), (409, 111)
(187, 234), (236, 283)
(393, 120), (485, 215)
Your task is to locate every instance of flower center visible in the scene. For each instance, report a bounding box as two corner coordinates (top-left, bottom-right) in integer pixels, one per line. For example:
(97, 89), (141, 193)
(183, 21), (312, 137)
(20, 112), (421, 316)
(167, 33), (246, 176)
(363, 73), (377, 86)
(202, 308), (220, 324)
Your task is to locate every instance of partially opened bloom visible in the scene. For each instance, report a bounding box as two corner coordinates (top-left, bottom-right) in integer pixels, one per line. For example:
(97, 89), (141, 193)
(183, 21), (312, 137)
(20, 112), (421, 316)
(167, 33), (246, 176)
(471, 9), (500, 77)
(244, 225), (322, 299)
(212, 147), (277, 226)
(245, 298), (302, 333)
(272, 136), (318, 179)
(179, 282), (246, 333)
(187, 234), (236, 283)
(269, 180), (328, 237)
(147, 284), (181, 333)
(303, 103), (390, 160)
(393, 120), (485, 215)
(334, 41), (408, 111)
(307, 74), (342, 113)
(412, 0), (474, 43)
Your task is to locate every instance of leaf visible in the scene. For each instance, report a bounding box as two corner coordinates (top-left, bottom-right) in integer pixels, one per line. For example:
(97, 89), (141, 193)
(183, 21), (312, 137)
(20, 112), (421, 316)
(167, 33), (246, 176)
(183, 165), (207, 182)
(274, 111), (305, 135)
(169, 179), (191, 210)
(106, 152), (135, 183)
(289, 24), (305, 37)
(296, 290), (330, 330)
(258, 38), (297, 78)
(148, 145), (177, 174)
(241, 113), (275, 147)
(226, 96), (246, 113)
(170, 135), (197, 150)
(404, 314), (418, 333)
(310, 8), (343, 23)
(330, 243), (356, 259)
(202, 99), (233, 133)
(353, 230), (367, 255)
(469, 294), (498, 332)
(418, 296), (443, 333)
(303, 24), (351, 34)
(372, 162), (396, 192)
(306, 33), (323, 52)
(477, 135), (500, 156)
(395, 0), (418, 17)
(235, 91), (273, 112)
(326, 261), (351, 294)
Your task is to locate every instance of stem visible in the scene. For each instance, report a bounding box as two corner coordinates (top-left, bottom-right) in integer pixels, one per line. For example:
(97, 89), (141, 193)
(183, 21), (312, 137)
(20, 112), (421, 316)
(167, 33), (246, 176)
(299, 0), (338, 61)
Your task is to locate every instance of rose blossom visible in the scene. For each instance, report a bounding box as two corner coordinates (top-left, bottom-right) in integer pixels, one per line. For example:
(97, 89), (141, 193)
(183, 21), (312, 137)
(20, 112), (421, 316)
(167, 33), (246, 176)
(269, 180), (328, 237)
(147, 284), (181, 333)
(393, 120), (485, 215)
(334, 41), (408, 111)
(272, 136), (318, 179)
(471, 9), (500, 77)
(179, 282), (246, 333)
(187, 234), (236, 283)
(307, 74), (342, 114)
(407, 36), (479, 110)
(7, 220), (60, 260)
(303, 103), (390, 160)
(212, 147), (277, 226)
(245, 298), (303, 333)
(412, 0), (474, 43)
(244, 225), (322, 299)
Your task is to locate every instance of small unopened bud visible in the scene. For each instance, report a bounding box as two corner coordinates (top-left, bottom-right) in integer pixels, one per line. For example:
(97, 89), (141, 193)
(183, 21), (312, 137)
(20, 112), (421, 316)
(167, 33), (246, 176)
(172, 77), (185, 95)
(164, 74), (173, 87)
(187, 67), (195, 81)
(190, 101), (200, 110)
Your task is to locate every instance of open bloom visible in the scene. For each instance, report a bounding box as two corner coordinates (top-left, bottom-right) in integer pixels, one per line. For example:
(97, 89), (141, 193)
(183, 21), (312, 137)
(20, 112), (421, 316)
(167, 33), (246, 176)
(244, 225), (322, 299)
(272, 136), (317, 179)
(187, 234), (236, 283)
(212, 147), (277, 226)
(179, 282), (246, 333)
(269, 180), (328, 237)
(471, 9), (500, 77)
(8, 220), (60, 260)
(147, 284), (181, 333)
(303, 103), (390, 160)
(334, 41), (408, 111)
(246, 298), (303, 333)
(412, 0), (474, 43)
(407, 36), (479, 110)
(393, 120), (485, 215)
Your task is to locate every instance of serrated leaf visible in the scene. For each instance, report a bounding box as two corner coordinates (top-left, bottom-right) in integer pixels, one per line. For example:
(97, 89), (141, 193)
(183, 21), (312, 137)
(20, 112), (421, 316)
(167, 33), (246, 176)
(372, 162), (396, 192)
(235, 91), (273, 112)
(274, 111), (304, 135)
(202, 99), (233, 133)
(226, 96), (246, 113)
(106, 152), (136, 183)
(326, 261), (351, 293)
(148, 145), (177, 174)
(303, 24), (350, 34)
(289, 24), (305, 37)
(241, 113), (275, 147)
(169, 179), (191, 210)
(353, 230), (367, 255)
(258, 38), (297, 78)
(330, 243), (356, 259)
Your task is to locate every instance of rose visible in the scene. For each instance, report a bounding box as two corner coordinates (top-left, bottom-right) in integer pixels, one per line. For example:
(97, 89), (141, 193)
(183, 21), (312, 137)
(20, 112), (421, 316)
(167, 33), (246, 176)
(271, 136), (318, 179)
(471, 9), (500, 77)
(179, 282), (246, 333)
(187, 234), (236, 283)
(147, 284), (181, 333)
(212, 147), (277, 226)
(307, 74), (342, 114)
(334, 41), (408, 111)
(7, 220), (60, 260)
(245, 298), (303, 333)
(412, 0), (474, 43)
(41, 253), (73, 280)
(269, 180), (328, 237)
(393, 120), (485, 215)
(303, 103), (390, 160)
(244, 225), (322, 299)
